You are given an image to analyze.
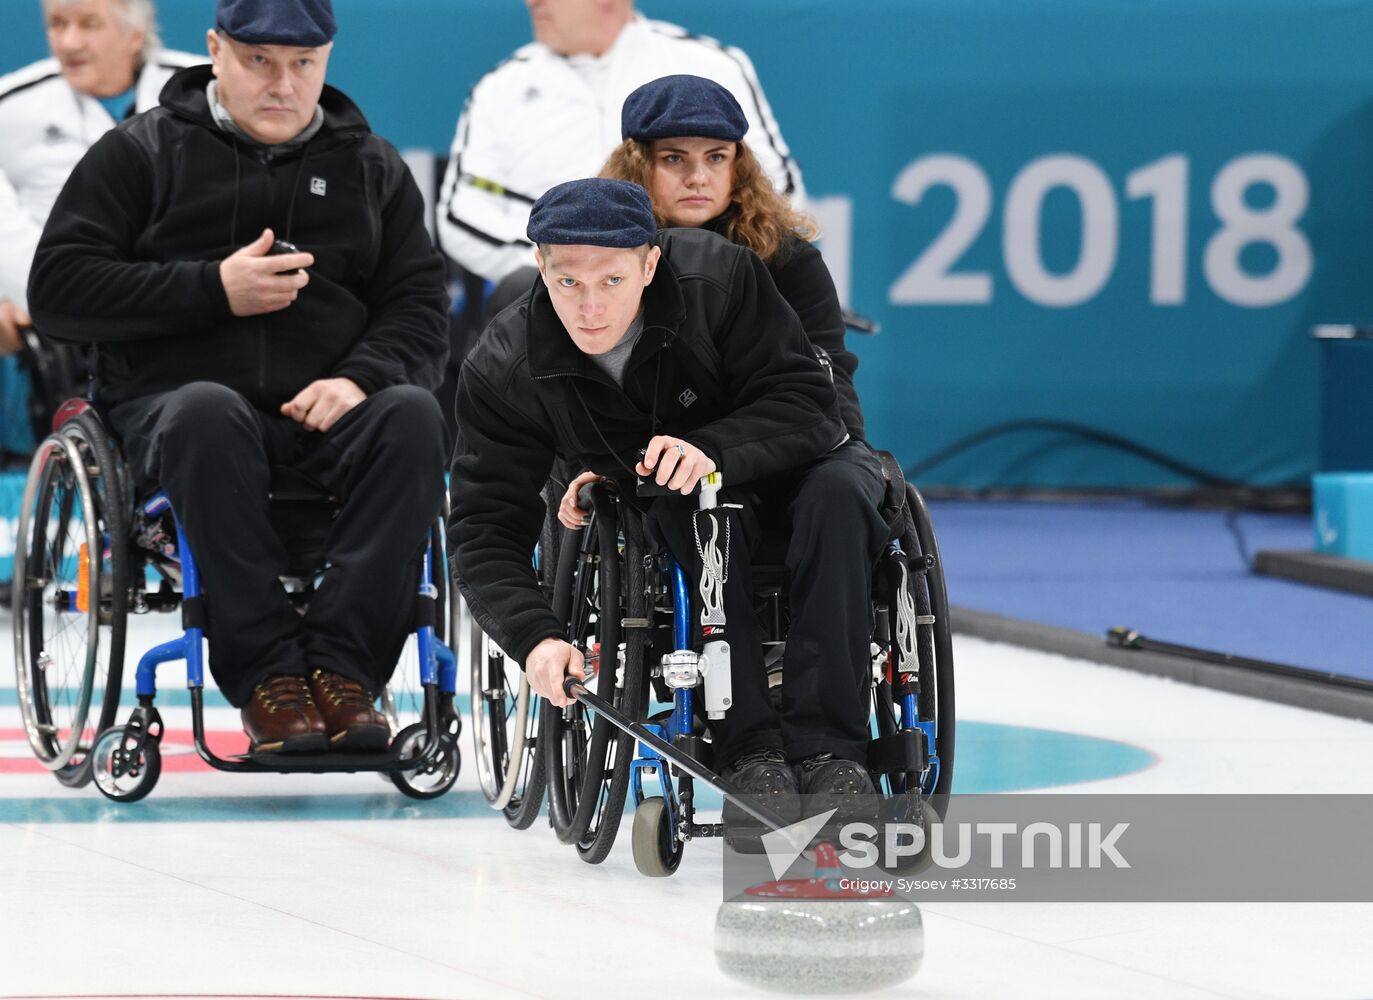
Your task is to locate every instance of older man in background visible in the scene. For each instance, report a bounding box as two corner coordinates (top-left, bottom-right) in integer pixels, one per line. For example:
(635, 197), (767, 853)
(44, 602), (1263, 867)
(436, 0), (804, 293)
(0, 0), (200, 346)
(0, 0), (200, 455)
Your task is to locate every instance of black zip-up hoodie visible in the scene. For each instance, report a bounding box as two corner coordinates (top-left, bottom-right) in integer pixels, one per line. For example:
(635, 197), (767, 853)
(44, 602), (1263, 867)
(448, 226), (847, 665)
(27, 65), (448, 409)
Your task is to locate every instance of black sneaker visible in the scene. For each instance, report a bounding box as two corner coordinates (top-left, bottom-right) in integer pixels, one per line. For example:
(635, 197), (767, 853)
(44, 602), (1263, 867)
(796, 752), (877, 830)
(796, 752), (876, 796)
(721, 747), (800, 846)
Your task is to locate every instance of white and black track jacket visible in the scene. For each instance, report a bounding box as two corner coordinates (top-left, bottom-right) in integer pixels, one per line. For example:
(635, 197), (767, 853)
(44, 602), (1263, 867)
(0, 50), (203, 306)
(437, 16), (806, 282)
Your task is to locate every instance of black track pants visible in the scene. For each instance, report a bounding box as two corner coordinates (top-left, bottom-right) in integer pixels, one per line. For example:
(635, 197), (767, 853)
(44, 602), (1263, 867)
(110, 382), (447, 706)
(647, 441), (889, 769)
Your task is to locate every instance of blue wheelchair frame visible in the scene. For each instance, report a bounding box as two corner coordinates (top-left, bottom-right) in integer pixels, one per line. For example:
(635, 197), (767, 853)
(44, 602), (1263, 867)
(112, 489), (459, 777)
(627, 540), (945, 848)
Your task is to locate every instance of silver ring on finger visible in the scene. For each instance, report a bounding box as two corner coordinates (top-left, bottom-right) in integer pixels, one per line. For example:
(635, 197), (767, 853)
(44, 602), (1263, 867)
(673, 443), (687, 458)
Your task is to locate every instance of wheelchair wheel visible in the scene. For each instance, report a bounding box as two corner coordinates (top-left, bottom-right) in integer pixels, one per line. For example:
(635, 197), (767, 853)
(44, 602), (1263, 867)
(90, 725), (160, 803)
(631, 796), (683, 878)
(390, 721), (462, 800)
(12, 420), (128, 782)
(573, 507), (648, 864)
(908, 483), (955, 803)
(543, 486), (645, 861)
(873, 484), (955, 815)
(467, 486), (559, 826)
(468, 608), (537, 810)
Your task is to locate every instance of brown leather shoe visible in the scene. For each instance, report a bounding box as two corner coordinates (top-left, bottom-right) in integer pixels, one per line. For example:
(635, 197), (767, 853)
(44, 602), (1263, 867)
(241, 675), (328, 753)
(309, 668), (390, 751)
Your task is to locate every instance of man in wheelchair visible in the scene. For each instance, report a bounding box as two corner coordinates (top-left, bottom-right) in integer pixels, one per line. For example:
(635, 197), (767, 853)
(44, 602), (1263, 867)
(25, 0), (449, 754)
(450, 178), (891, 820)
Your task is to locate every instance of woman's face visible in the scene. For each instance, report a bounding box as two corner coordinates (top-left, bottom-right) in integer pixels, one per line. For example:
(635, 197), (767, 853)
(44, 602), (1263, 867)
(648, 136), (737, 227)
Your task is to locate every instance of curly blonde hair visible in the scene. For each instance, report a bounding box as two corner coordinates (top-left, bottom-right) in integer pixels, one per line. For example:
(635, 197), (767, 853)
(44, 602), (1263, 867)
(600, 138), (817, 263)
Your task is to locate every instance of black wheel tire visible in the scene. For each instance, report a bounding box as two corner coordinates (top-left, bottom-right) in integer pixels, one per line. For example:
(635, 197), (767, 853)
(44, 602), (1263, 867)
(53, 757), (95, 789)
(501, 694), (547, 828)
(574, 509), (649, 864)
(883, 794), (942, 874)
(631, 797), (683, 878)
(390, 722), (462, 800)
(907, 484), (955, 809)
(543, 499), (618, 844)
(494, 487), (561, 829)
(91, 727), (160, 803)
(16, 424), (127, 777)
(65, 411), (130, 740)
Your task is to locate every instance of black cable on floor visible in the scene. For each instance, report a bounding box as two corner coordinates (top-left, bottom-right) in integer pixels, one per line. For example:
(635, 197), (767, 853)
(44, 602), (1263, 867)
(902, 418), (1310, 568)
(903, 419), (1247, 488)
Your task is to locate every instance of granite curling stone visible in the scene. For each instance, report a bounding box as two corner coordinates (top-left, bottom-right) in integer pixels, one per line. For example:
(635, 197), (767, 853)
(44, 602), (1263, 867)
(714, 843), (924, 994)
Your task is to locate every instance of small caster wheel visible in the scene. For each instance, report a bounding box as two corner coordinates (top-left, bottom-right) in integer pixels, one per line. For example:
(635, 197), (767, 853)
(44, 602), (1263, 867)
(632, 797), (683, 878)
(91, 726), (161, 803)
(884, 794), (942, 873)
(389, 722), (461, 800)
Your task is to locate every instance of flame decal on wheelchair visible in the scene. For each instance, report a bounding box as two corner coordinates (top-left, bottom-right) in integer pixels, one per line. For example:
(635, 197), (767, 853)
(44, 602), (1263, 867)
(693, 509), (729, 631)
(895, 560), (918, 673)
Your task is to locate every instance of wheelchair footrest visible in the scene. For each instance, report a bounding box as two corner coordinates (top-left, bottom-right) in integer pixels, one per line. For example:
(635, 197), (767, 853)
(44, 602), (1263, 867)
(867, 728), (928, 775)
(236, 746), (429, 774)
(720, 823), (772, 853)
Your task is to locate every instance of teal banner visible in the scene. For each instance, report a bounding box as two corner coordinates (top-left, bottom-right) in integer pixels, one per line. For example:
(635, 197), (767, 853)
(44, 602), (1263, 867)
(2, 0), (1369, 487)
(0, 469), (22, 583)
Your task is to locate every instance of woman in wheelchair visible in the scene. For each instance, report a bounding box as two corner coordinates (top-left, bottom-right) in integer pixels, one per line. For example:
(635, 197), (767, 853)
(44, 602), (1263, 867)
(450, 178), (889, 827)
(600, 73), (865, 444)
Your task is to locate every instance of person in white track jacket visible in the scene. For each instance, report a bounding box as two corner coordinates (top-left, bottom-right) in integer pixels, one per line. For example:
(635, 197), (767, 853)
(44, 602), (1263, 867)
(437, 0), (805, 286)
(0, 0), (200, 456)
(0, 0), (201, 342)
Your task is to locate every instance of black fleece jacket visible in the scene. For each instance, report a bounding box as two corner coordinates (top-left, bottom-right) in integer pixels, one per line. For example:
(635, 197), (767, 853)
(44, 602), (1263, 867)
(701, 215), (865, 442)
(27, 65), (448, 409)
(448, 227), (848, 666)
(765, 234), (865, 441)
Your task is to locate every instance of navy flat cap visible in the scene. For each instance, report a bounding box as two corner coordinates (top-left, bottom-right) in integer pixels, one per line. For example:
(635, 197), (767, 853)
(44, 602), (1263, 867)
(621, 74), (748, 143)
(216, 0), (337, 47)
(527, 179), (657, 248)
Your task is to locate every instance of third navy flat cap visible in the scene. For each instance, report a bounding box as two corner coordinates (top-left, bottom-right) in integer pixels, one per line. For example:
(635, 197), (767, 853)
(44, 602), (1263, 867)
(216, 0), (337, 47)
(621, 74), (748, 143)
(527, 179), (657, 248)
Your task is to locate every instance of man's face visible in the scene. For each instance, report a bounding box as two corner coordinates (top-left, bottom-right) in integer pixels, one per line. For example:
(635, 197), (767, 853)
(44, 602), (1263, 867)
(207, 30), (330, 146)
(45, 0), (144, 98)
(525, 0), (622, 56)
(536, 243), (660, 356)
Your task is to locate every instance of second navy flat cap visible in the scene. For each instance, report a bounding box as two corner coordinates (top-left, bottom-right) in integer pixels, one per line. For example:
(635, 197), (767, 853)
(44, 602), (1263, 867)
(216, 0), (337, 47)
(527, 179), (657, 248)
(621, 74), (748, 142)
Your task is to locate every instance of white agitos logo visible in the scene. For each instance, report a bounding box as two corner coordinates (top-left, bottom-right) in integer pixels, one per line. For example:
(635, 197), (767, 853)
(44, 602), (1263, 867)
(760, 808), (838, 880)
(310, 177), (327, 197)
